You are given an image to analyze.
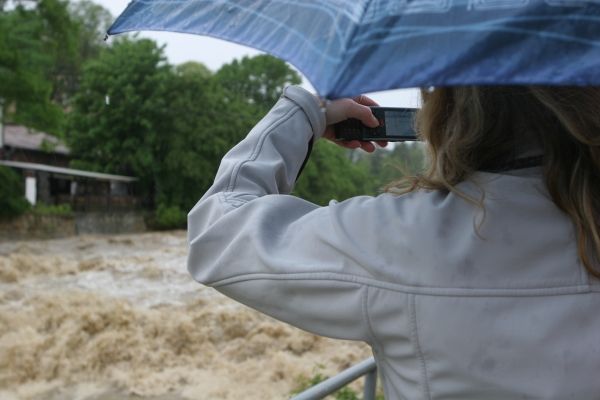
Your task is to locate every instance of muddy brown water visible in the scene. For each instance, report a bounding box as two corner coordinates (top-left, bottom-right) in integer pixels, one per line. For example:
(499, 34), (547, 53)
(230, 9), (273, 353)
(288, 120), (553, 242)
(0, 232), (370, 399)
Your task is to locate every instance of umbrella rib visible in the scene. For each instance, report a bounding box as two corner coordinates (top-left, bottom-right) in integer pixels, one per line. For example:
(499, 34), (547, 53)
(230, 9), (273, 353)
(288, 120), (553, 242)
(131, 0), (352, 47)
(113, 0), (359, 66)
(349, 16), (600, 53)
(326, 0), (370, 98)
(352, 14), (600, 44)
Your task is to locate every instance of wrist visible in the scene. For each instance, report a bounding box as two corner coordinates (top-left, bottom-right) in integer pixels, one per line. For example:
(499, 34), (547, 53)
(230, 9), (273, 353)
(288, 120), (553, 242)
(282, 85), (327, 139)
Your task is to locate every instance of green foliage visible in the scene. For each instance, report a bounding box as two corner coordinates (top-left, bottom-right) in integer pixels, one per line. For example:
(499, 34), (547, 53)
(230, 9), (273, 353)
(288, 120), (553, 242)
(291, 370), (328, 396)
(154, 66), (233, 212)
(0, 166), (30, 219)
(293, 141), (427, 206)
(40, 138), (58, 153)
(67, 43), (303, 215)
(294, 141), (378, 205)
(69, 0), (114, 63)
(175, 61), (212, 79)
(156, 55), (301, 213)
(153, 204), (187, 230)
(0, 0), (77, 133)
(215, 54), (302, 114)
(67, 38), (172, 203)
(48, 0), (114, 107)
(291, 365), (380, 400)
(355, 143), (427, 192)
(333, 387), (361, 400)
(31, 203), (73, 216)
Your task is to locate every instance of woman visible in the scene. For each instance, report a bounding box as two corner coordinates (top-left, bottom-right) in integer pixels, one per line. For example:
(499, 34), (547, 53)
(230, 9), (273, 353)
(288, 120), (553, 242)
(187, 85), (600, 399)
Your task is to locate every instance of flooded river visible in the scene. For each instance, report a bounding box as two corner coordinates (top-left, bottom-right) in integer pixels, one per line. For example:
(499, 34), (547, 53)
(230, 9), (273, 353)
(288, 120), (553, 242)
(0, 232), (370, 399)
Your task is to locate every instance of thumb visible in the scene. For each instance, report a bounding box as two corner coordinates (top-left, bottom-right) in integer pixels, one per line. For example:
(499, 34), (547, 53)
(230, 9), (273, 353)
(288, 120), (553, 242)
(348, 103), (379, 128)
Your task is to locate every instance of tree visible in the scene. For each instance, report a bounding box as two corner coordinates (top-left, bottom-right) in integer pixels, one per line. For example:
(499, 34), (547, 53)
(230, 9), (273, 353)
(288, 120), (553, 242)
(0, 166), (30, 219)
(52, 0), (114, 105)
(215, 54), (302, 114)
(354, 142), (427, 192)
(175, 61), (212, 80)
(0, 0), (77, 133)
(154, 57), (288, 219)
(68, 42), (385, 225)
(155, 55), (304, 211)
(154, 64), (230, 214)
(294, 142), (377, 205)
(67, 38), (172, 204)
(69, 0), (114, 62)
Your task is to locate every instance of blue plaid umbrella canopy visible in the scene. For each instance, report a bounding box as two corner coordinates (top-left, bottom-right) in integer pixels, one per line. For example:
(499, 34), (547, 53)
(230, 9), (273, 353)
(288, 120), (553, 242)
(108, 0), (600, 99)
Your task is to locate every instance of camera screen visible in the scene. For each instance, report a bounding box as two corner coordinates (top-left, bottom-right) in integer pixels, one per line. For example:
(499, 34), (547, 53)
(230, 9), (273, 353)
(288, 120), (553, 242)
(384, 110), (413, 136)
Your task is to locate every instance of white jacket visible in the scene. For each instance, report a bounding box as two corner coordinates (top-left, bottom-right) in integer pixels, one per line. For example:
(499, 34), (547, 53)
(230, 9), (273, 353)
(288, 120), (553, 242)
(188, 86), (600, 400)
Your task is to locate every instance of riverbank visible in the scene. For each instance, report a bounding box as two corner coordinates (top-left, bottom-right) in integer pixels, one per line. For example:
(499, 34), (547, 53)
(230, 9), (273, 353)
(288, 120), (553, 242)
(0, 211), (147, 240)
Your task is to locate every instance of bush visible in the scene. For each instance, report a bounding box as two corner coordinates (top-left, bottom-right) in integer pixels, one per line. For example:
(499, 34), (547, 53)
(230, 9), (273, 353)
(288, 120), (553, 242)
(0, 166), (30, 219)
(31, 203), (73, 216)
(154, 204), (187, 230)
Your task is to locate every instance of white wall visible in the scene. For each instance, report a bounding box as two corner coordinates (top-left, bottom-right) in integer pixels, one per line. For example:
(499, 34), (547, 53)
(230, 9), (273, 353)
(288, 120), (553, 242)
(25, 176), (37, 205)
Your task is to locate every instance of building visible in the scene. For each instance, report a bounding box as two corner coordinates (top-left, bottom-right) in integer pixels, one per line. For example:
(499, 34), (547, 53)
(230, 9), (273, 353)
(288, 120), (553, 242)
(0, 124), (70, 166)
(0, 124), (138, 211)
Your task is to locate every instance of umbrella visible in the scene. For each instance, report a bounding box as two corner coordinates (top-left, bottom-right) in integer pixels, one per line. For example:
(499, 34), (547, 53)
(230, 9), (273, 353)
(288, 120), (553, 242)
(107, 0), (600, 99)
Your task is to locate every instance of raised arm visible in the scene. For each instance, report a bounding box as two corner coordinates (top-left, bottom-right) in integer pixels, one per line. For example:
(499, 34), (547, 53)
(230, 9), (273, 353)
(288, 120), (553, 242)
(187, 86), (383, 341)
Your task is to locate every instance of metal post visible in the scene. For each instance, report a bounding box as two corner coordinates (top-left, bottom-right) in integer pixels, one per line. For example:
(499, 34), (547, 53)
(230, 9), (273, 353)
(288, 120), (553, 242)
(363, 369), (378, 400)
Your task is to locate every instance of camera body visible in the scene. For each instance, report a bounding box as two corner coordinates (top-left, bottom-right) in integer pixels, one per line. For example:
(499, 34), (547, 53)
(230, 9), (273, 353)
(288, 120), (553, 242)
(334, 107), (418, 142)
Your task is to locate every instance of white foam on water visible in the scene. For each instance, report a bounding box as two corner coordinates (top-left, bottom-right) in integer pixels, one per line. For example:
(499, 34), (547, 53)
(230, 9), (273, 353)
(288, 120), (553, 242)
(0, 232), (371, 399)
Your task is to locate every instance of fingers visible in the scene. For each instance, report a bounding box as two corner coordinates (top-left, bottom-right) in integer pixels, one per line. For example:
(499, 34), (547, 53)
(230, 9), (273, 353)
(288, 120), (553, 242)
(350, 95), (379, 128)
(323, 128), (387, 153)
(324, 94), (384, 153)
(325, 95), (379, 126)
(337, 140), (361, 150)
(339, 141), (375, 152)
(353, 95), (379, 107)
(347, 101), (379, 128)
(333, 139), (384, 153)
(359, 141), (376, 153)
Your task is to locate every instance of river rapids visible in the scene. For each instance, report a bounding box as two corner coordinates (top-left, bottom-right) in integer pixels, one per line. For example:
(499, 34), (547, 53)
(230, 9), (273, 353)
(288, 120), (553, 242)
(0, 232), (370, 399)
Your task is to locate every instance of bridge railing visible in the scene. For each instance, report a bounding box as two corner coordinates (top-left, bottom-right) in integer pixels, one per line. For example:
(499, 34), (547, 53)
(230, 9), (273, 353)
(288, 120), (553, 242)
(289, 357), (377, 400)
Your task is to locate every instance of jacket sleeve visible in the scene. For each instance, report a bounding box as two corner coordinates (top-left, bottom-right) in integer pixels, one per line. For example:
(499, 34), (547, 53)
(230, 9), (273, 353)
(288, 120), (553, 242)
(187, 86), (377, 343)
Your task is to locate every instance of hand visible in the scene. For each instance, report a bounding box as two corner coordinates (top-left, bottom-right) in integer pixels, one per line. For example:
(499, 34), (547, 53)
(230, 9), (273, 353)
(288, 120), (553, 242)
(322, 95), (388, 153)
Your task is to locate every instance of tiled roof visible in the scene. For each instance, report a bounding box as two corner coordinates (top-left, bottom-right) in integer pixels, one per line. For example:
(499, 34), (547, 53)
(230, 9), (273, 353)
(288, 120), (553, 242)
(3, 125), (70, 155)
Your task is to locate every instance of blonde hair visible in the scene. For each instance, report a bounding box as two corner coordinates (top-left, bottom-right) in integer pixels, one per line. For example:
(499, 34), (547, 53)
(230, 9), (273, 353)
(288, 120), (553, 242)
(388, 86), (600, 278)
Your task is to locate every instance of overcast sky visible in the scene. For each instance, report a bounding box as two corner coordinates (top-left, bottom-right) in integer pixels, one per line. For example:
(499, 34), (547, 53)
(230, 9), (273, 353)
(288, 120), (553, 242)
(96, 0), (421, 108)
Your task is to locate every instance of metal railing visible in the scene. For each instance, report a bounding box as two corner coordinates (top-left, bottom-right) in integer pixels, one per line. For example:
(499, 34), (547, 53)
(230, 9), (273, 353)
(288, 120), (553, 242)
(290, 357), (377, 400)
